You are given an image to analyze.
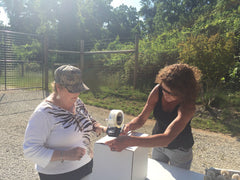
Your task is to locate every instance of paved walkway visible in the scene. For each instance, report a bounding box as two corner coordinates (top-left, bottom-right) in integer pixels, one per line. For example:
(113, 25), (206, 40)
(0, 90), (239, 180)
(0, 90), (45, 180)
(0, 90), (45, 116)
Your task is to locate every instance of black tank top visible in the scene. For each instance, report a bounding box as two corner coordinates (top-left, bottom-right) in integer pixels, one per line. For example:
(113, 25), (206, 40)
(152, 86), (194, 149)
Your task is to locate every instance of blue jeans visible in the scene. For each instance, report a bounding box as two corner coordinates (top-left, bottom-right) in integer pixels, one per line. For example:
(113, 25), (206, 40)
(152, 147), (193, 170)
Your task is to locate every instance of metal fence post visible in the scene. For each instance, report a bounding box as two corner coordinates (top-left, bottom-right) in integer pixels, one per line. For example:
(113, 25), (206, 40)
(80, 40), (84, 71)
(43, 35), (49, 96)
(134, 35), (139, 89)
(3, 31), (7, 90)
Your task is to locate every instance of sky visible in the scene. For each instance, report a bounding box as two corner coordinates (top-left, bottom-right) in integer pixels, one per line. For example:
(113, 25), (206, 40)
(0, 7), (9, 26)
(0, 0), (141, 26)
(111, 0), (141, 11)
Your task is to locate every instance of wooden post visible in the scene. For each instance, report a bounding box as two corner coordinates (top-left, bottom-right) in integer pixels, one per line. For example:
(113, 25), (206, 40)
(134, 35), (139, 89)
(21, 62), (24, 77)
(43, 35), (49, 96)
(80, 40), (84, 70)
(4, 32), (7, 90)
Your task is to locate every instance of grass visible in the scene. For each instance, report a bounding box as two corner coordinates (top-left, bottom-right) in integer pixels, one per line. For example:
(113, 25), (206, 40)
(0, 69), (54, 90)
(80, 86), (240, 138)
(80, 86), (148, 116)
(0, 71), (42, 89)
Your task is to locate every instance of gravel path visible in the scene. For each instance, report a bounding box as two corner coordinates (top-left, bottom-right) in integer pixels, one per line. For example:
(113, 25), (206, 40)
(0, 90), (239, 180)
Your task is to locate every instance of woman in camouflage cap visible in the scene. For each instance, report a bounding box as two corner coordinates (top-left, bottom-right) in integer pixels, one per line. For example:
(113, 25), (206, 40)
(24, 65), (106, 180)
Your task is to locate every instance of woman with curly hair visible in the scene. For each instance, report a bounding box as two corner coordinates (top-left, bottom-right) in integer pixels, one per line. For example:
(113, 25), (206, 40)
(106, 63), (201, 170)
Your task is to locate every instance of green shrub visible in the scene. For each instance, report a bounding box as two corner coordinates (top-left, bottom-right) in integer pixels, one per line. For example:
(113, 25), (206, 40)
(25, 63), (41, 72)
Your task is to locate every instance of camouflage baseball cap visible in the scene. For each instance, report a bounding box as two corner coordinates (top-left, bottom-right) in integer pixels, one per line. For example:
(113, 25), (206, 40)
(54, 65), (89, 93)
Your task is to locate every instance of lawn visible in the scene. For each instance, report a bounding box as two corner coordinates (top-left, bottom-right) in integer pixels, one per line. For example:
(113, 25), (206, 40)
(80, 86), (240, 137)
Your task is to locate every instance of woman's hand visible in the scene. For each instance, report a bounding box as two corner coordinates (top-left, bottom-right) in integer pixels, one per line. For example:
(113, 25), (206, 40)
(63, 147), (86, 161)
(121, 123), (131, 135)
(105, 136), (131, 152)
(94, 124), (107, 137)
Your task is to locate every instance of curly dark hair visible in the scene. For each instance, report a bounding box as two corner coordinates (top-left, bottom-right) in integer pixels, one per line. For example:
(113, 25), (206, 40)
(155, 63), (202, 104)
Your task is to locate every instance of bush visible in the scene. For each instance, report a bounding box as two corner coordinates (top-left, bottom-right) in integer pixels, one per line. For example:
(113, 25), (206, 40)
(222, 62), (240, 92)
(25, 63), (41, 72)
(178, 33), (235, 90)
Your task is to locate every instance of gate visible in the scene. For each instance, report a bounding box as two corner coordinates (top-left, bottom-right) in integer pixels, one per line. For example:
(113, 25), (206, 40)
(0, 30), (44, 91)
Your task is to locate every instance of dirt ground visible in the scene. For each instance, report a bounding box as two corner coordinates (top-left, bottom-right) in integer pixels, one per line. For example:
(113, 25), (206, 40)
(0, 90), (239, 180)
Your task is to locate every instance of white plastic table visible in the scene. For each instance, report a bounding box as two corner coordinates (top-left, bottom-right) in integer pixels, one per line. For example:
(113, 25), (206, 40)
(146, 158), (204, 180)
(83, 158), (204, 180)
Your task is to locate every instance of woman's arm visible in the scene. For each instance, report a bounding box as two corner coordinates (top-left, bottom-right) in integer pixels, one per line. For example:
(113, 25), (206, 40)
(51, 147), (86, 162)
(123, 85), (159, 133)
(24, 110), (90, 165)
(79, 98), (107, 136)
(23, 111), (55, 168)
(106, 103), (195, 151)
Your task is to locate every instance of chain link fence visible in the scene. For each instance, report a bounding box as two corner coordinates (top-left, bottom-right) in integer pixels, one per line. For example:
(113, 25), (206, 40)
(0, 30), (162, 93)
(0, 30), (44, 91)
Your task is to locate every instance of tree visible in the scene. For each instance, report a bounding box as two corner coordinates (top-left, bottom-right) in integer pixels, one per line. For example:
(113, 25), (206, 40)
(1, 0), (31, 32)
(139, 0), (156, 34)
(56, 0), (114, 51)
(107, 4), (140, 40)
(56, 0), (79, 50)
(152, 0), (217, 34)
(0, 0), (59, 34)
(178, 33), (235, 89)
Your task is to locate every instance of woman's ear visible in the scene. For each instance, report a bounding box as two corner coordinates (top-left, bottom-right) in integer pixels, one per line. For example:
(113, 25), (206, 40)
(55, 83), (61, 92)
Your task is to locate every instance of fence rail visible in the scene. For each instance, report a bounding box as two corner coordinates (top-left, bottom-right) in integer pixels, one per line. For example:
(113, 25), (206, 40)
(48, 49), (135, 54)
